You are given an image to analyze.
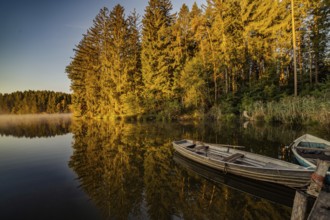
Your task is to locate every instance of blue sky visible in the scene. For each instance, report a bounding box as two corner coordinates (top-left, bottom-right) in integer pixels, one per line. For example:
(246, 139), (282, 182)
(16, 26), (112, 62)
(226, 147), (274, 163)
(0, 0), (205, 94)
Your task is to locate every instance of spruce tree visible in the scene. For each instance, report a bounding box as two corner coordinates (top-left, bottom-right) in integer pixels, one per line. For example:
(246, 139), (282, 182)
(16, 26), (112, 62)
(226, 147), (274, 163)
(189, 2), (203, 56)
(309, 0), (330, 83)
(141, 0), (175, 115)
(66, 35), (90, 117)
(84, 7), (109, 117)
(105, 4), (129, 116)
(122, 10), (143, 116)
(171, 4), (191, 102)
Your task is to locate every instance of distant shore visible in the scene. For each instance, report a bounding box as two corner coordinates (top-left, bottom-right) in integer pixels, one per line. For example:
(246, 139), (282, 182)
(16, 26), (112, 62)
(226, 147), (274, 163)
(0, 113), (72, 124)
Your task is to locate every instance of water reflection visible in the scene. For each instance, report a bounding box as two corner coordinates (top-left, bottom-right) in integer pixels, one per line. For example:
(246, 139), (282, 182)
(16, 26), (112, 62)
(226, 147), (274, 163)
(0, 114), (71, 138)
(69, 120), (177, 219)
(173, 159), (292, 220)
(2, 115), (328, 219)
(173, 153), (295, 207)
(69, 120), (302, 219)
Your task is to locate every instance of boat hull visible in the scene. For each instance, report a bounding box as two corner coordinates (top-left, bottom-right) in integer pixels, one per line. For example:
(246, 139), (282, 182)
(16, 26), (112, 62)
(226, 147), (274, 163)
(173, 140), (313, 188)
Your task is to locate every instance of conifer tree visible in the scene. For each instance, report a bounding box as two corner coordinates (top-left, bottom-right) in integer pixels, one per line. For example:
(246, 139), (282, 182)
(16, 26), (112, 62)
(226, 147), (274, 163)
(238, 0), (292, 87)
(121, 10), (143, 116)
(189, 2), (203, 56)
(308, 0), (330, 83)
(172, 4), (191, 68)
(0, 91), (71, 114)
(105, 4), (129, 116)
(65, 0), (329, 119)
(84, 7), (109, 117)
(141, 0), (175, 114)
(178, 2), (210, 113)
(171, 4), (192, 101)
(179, 56), (210, 111)
(67, 7), (110, 118)
(67, 6), (143, 118)
(66, 35), (90, 117)
(204, 0), (226, 97)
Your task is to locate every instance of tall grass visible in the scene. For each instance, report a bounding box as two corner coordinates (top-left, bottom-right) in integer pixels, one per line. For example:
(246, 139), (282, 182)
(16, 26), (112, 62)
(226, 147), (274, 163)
(246, 96), (330, 125)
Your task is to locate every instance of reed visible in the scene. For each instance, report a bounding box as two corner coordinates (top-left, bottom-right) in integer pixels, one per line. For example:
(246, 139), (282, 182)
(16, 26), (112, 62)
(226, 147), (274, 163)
(247, 96), (330, 125)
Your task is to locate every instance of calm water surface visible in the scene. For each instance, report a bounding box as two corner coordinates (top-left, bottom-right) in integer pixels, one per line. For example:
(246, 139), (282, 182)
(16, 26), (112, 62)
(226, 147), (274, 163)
(0, 114), (329, 220)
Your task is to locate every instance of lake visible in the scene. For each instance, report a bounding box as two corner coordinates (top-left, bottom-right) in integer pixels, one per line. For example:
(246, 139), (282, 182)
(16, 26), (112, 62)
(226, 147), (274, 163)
(0, 114), (329, 220)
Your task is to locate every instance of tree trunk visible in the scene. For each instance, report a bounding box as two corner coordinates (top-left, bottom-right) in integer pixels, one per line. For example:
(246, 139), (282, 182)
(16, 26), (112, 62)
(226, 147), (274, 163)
(315, 52), (319, 84)
(225, 68), (228, 94)
(309, 42), (313, 85)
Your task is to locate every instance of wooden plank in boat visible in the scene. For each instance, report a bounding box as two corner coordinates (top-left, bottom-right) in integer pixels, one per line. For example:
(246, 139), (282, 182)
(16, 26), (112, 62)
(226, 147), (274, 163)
(223, 153), (244, 162)
(180, 142), (196, 148)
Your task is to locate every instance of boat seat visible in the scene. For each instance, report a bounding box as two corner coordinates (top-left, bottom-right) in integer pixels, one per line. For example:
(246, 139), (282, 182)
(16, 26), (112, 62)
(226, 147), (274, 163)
(196, 145), (209, 150)
(181, 143), (196, 148)
(223, 153), (244, 162)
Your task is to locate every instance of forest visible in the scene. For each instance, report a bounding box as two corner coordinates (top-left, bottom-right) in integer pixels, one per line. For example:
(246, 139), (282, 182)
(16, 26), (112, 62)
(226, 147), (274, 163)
(66, 0), (330, 124)
(0, 90), (71, 114)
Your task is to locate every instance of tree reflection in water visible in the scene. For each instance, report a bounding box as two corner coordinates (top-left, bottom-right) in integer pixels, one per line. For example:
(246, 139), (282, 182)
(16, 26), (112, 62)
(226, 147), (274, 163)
(1, 115), (327, 219)
(0, 114), (71, 138)
(69, 120), (293, 220)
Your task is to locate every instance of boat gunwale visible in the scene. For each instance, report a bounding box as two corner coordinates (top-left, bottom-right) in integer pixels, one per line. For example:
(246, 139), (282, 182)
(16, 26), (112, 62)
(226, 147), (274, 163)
(173, 139), (311, 172)
(290, 134), (330, 176)
(174, 146), (312, 180)
(173, 141), (312, 187)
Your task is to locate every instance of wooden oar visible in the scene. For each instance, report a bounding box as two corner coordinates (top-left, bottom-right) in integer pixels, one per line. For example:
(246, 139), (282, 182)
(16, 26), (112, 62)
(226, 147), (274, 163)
(202, 142), (245, 149)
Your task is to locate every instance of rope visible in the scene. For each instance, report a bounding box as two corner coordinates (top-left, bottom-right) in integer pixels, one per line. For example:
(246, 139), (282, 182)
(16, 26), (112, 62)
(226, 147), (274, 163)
(223, 163), (228, 174)
(311, 173), (325, 187)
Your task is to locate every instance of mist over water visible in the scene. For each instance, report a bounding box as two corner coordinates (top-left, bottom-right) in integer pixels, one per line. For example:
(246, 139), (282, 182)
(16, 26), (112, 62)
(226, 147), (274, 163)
(0, 113), (71, 138)
(0, 115), (329, 219)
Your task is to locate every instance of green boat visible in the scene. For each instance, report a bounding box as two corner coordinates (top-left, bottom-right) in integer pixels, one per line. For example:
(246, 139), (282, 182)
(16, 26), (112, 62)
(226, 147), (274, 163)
(290, 134), (330, 184)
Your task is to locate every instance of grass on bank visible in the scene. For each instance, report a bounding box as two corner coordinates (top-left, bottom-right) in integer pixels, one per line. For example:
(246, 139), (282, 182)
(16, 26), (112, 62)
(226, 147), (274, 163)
(241, 79), (330, 125)
(244, 96), (330, 125)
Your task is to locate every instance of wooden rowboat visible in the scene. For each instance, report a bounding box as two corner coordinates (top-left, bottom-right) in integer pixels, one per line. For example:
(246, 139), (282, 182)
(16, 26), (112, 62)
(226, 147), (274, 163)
(173, 139), (313, 188)
(290, 134), (330, 183)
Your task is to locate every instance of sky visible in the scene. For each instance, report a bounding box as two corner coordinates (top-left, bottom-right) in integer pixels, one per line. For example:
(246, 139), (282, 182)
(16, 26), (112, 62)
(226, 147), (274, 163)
(0, 0), (205, 94)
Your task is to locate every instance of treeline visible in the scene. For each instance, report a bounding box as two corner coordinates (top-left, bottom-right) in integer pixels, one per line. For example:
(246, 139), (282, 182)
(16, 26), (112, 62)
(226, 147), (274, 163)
(66, 0), (329, 120)
(0, 90), (71, 114)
